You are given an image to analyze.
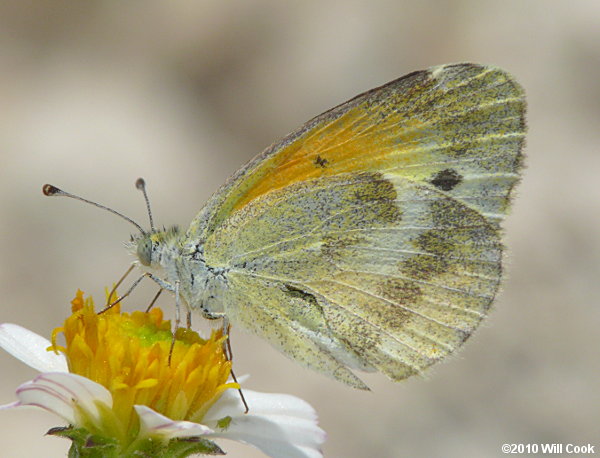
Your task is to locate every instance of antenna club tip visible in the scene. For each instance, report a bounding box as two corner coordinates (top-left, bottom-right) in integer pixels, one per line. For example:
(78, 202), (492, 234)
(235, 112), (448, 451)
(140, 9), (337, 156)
(42, 184), (61, 196)
(135, 178), (146, 190)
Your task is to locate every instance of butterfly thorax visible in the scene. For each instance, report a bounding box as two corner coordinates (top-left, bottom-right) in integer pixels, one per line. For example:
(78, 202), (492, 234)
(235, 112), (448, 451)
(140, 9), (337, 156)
(128, 227), (227, 319)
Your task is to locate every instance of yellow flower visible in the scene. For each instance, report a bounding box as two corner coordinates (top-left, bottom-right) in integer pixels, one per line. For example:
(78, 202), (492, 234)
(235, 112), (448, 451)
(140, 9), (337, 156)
(0, 291), (326, 458)
(50, 290), (237, 446)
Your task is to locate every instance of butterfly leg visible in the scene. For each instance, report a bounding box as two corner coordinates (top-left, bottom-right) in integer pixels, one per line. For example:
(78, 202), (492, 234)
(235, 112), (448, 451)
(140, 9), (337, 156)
(167, 280), (182, 365)
(222, 317), (249, 413)
(145, 288), (163, 313)
(145, 275), (180, 365)
(147, 274), (176, 293)
(105, 263), (136, 308)
(196, 310), (230, 357)
(199, 311), (249, 413)
(99, 272), (148, 314)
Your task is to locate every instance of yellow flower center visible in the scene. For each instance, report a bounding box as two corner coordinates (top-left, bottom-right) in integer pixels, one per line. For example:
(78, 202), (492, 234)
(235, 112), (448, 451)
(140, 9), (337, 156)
(50, 290), (237, 442)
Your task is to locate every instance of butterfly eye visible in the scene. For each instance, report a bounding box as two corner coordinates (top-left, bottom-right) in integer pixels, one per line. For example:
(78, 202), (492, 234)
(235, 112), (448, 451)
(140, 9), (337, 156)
(137, 237), (153, 266)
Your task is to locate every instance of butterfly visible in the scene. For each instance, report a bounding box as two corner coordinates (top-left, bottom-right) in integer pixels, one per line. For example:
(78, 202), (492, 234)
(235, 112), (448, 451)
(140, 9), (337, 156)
(47, 63), (526, 389)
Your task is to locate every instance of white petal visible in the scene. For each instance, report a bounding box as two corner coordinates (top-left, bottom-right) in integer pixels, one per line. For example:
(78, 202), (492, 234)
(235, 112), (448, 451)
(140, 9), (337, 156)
(8, 378), (77, 423)
(205, 388), (318, 422)
(0, 323), (68, 372)
(0, 372), (113, 428)
(0, 401), (19, 409)
(204, 389), (325, 458)
(134, 405), (213, 439)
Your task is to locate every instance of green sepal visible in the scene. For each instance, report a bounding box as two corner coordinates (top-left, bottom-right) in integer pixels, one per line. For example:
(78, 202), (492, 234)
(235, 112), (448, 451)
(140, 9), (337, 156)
(47, 426), (224, 457)
(134, 435), (225, 457)
(47, 426), (118, 458)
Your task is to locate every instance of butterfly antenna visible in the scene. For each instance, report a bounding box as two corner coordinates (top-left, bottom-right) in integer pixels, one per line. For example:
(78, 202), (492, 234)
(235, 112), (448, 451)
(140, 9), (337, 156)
(135, 178), (156, 232)
(42, 184), (146, 234)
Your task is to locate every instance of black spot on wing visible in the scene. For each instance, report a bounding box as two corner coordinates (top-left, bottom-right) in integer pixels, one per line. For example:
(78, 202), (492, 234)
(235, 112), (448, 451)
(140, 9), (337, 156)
(314, 155), (329, 168)
(283, 284), (320, 306)
(430, 168), (463, 191)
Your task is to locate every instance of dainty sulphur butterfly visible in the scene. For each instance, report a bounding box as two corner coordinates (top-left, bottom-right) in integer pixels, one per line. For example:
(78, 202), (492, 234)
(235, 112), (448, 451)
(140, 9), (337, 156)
(46, 63), (525, 389)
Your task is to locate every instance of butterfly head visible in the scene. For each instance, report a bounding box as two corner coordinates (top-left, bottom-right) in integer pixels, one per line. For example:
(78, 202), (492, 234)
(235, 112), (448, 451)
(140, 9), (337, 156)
(128, 226), (182, 270)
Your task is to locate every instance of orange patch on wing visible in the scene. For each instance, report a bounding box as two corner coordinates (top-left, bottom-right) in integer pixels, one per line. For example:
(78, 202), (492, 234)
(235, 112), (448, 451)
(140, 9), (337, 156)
(232, 105), (429, 212)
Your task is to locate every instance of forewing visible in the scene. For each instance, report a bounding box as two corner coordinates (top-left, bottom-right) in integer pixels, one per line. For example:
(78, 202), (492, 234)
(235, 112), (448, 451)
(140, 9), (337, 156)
(205, 172), (503, 385)
(190, 63), (525, 241)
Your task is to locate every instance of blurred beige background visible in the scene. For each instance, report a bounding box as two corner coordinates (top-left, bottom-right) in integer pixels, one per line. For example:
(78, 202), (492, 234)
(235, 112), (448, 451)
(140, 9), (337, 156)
(1, 1), (599, 457)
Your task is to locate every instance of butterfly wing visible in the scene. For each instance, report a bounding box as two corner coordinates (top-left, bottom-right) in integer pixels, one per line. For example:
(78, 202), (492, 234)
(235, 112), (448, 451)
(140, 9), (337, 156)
(205, 171), (503, 387)
(196, 63), (525, 386)
(190, 62), (525, 240)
